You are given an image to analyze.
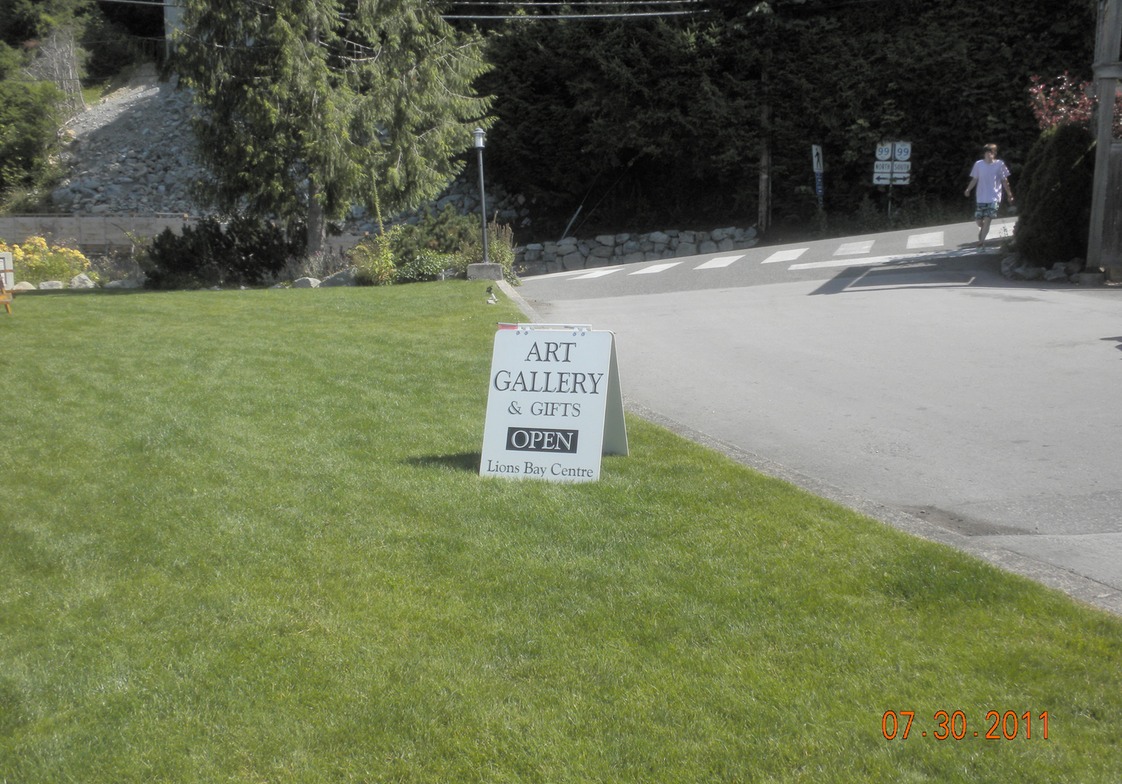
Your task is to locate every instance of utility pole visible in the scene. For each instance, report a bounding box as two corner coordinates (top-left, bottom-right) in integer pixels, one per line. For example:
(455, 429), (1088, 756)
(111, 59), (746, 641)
(1087, 0), (1122, 279)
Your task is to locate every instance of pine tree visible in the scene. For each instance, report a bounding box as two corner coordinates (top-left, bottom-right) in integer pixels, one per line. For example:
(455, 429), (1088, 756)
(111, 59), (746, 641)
(176, 0), (491, 255)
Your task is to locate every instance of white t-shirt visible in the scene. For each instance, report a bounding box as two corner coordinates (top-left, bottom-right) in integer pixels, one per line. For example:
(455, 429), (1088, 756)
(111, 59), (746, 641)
(970, 159), (1011, 204)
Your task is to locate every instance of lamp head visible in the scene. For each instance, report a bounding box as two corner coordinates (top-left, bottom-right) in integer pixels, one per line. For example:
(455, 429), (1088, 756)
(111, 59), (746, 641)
(473, 127), (486, 149)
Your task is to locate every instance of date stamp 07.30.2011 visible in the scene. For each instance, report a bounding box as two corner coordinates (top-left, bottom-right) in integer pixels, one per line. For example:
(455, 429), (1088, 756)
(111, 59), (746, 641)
(881, 710), (1049, 741)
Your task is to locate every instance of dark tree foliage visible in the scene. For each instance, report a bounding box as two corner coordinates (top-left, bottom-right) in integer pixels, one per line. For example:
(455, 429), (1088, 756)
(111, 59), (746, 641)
(484, 15), (735, 235)
(1012, 123), (1095, 266)
(482, 0), (1098, 238)
(0, 0), (92, 44)
(0, 42), (61, 194)
(94, 0), (163, 38)
(142, 216), (305, 289)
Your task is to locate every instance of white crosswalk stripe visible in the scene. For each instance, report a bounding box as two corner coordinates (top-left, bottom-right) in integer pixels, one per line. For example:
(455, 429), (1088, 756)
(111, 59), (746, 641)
(907, 231), (944, 249)
(790, 255), (927, 271)
(834, 240), (874, 256)
(762, 248), (809, 264)
(695, 255), (744, 269)
(569, 268), (622, 280)
(631, 262), (681, 275)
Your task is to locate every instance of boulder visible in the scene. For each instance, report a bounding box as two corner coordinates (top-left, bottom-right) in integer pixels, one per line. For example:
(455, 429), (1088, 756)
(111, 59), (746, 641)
(321, 267), (357, 287)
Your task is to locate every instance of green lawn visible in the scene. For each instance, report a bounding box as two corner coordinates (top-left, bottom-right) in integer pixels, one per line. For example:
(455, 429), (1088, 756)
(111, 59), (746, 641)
(1, 284), (1120, 783)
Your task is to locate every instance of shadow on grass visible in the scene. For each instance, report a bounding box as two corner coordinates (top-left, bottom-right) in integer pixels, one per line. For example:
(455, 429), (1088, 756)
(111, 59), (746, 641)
(406, 452), (481, 473)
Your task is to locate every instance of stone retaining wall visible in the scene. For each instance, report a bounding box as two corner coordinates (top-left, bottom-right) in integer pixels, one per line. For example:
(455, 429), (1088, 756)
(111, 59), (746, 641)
(515, 226), (759, 276)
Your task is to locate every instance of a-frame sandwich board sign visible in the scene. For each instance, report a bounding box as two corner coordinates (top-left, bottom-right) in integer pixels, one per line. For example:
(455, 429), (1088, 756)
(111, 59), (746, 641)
(480, 323), (627, 482)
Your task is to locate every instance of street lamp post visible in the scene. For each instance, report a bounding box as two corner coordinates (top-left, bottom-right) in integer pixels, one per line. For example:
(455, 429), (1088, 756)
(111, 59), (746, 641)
(473, 127), (491, 265)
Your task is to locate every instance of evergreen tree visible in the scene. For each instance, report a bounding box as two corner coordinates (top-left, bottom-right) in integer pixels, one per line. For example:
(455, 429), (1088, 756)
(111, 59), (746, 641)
(0, 0), (92, 45)
(176, 0), (492, 254)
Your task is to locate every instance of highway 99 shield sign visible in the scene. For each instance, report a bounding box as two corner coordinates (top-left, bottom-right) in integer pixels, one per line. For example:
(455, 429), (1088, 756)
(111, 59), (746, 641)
(480, 324), (628, 482)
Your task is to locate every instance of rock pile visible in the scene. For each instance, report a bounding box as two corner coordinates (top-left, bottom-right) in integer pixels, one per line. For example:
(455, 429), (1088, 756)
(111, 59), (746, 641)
(1000, 254), (1106, 285)
(55, 72), (205, 215)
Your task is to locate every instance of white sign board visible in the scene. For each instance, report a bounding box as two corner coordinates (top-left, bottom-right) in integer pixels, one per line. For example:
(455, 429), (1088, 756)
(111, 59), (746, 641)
(873, 141), (913, 186)
(0, 252), (12, 291)
(811, 144), (824, 174)
(480, 324), (628, 482)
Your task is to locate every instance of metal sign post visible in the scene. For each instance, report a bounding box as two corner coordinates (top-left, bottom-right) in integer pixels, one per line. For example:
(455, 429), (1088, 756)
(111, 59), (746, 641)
(873, 141), (912, 220)
(811, 144), (825, 212)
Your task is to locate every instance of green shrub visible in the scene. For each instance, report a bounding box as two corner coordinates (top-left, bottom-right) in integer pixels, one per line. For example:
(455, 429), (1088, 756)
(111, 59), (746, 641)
(350, 229), (398, 286)
(486, 220), (518, 284)
(1013, 124), (1096, 266)
(141, 215), (304, 289)
(391, 205), (480, 263)
(396, 250), (456, 283)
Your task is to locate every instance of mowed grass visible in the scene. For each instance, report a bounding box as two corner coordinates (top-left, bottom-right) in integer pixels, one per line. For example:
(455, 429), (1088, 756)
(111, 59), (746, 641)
(1, 284), (1120, 783)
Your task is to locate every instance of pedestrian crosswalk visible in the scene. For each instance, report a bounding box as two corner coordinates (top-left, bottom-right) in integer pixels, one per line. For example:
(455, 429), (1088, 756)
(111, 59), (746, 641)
(550, 222), (1014, 282)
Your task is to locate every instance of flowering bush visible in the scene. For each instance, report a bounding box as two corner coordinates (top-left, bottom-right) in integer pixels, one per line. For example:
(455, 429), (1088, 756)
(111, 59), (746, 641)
(0, 236), (92, 286)
(1028, 72), (1122, 134)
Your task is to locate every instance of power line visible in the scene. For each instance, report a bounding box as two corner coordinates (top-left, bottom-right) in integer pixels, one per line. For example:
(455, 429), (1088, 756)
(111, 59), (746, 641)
(444, 11), (705, 19)
(90, 0), (709, 19)
(440, 1), (707, 20)
(445, 1), (703, 5)
(94, 0), (169, 7)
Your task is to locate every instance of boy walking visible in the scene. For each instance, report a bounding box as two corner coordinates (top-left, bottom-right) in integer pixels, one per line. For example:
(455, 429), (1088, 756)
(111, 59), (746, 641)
(965, 143), (1014, 243)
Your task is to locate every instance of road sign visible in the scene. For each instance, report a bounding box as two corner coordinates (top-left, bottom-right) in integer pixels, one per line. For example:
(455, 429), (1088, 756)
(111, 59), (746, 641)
(873, 172), (910, 186)
(873, 141), (913, 186)
(811, 144), (824, 173)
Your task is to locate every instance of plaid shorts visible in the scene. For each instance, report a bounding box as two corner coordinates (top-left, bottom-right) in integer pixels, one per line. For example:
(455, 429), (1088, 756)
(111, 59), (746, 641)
(974, 202), (999, 219)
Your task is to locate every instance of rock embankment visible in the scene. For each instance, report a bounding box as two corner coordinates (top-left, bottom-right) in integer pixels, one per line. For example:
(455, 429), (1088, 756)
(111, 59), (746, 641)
(55, 68), (204, 215)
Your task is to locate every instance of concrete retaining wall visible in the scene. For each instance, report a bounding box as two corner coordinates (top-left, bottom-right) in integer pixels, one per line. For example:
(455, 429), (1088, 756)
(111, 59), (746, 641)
(0, 214), (365, 258)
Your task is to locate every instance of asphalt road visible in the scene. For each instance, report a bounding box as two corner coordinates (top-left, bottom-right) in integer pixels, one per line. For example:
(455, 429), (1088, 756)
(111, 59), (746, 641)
(512, 219), (1122, 616)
